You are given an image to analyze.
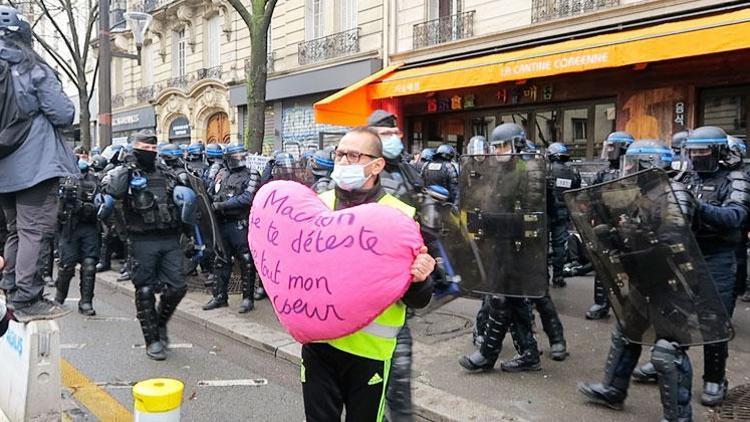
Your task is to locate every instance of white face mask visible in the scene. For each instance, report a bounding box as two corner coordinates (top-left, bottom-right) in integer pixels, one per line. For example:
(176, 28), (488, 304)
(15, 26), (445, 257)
(381, 135), (404, 159)
(331, 161), (374, 191)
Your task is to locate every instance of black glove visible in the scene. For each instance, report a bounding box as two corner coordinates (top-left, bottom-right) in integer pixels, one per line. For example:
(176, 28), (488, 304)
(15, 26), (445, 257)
(212, 201), (227, 213)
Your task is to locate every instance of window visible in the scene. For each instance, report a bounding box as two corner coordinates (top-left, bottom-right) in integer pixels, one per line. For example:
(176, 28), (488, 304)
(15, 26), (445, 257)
(701, 89), (748, 139)
(572, 118), (587, 140)
(206, 15), (222, 68)
(427, 0), (461, 20)
(339, 0), (356, 31)
(141, 43), (154, 86)
(173, 29), (187, 77)
(306, 0), (324, 40)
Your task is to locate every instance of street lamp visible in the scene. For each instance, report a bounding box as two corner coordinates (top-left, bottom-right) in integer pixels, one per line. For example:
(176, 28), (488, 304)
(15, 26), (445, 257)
(98, 6), (153, 147)
(124, 12), (153, 65)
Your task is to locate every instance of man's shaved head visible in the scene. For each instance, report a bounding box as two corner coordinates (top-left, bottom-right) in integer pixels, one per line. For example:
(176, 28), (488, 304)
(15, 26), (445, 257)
(340, 126), (383, 158)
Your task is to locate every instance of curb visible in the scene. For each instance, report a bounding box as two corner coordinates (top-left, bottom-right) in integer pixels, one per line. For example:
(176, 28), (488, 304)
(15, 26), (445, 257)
(97, 272), (525, 422)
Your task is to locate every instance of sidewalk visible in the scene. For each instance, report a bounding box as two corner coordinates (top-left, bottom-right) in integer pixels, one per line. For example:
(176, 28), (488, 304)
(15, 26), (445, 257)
(96, 270), (750, 422)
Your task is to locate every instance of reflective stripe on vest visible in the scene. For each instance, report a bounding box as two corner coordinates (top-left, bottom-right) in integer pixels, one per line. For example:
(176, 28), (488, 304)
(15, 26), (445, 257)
(318, 189), (412, 360)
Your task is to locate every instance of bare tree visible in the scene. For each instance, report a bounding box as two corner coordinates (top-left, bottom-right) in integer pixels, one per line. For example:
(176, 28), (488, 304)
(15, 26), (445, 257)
(9, 0), (99, 150)
(224, 0), (277, 153)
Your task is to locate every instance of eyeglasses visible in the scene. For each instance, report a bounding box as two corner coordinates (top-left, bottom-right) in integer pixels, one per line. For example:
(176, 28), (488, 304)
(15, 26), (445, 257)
(333, 149), (379, 162)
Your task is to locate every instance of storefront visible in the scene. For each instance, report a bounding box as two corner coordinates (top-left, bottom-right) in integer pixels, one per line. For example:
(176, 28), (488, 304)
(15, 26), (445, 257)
(315, 8), (750, 158)
(111, 106), (157, 146)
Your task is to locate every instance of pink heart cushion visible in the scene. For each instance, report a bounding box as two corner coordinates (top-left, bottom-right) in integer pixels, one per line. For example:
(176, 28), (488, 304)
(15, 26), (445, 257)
(248, 181), (423, 344)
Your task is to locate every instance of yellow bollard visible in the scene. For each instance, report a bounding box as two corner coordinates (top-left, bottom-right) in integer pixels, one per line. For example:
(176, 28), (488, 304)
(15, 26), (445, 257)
(132, 378), (184, 422)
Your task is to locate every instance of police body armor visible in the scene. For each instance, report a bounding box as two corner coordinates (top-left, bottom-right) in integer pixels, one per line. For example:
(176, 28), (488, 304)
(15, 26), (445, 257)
(125, 167), (181, 234)
(686, 169), (750, 249)
(59, 173), (100, 235)
(421, 160), (459, 202)
(212, 167), (260, 221)
(547, 161), (580, 217)
(186, 159), (207, 177)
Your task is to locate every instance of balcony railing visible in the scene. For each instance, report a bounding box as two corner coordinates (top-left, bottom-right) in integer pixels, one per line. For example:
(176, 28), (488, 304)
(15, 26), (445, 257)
(531, 0), (620, 23)
(167, 75), (190, 90)
(413, 11), (475, 50)
(244, 52), (277, 75)
(143, 0), (172, 12)
(197, 66), (223, 80)
(298, 28), (360, 66)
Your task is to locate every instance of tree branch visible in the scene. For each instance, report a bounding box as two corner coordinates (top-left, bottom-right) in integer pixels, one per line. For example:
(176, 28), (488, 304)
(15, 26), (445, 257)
(263, 0), (278, 26)
(32, 32), (78, 86)
(81, 1), (98, 69)
(31, 0), (80, 66)
(225, 0), (253, 31)
(87, 56), (99, 104)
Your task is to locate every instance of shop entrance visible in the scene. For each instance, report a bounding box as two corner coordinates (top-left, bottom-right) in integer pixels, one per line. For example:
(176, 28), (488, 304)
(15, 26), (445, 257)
(408, 98), (616, 159)
(206, 112), (230, 143)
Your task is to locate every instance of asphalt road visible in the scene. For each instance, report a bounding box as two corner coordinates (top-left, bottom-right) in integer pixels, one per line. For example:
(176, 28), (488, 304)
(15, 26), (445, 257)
(57, 277), (305, 421)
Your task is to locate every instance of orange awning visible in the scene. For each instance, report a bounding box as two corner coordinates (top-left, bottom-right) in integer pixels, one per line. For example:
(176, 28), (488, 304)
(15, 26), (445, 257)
(315, 7), (750, 124)
(314, 65), (401, 127)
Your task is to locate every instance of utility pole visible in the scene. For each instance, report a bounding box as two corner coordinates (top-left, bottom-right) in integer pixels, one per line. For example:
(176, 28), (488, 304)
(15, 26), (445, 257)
(98, 0), (112, 147)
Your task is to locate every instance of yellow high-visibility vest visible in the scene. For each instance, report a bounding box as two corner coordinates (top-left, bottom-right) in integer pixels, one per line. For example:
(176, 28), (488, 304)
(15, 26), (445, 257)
(318, 189), (416, 361)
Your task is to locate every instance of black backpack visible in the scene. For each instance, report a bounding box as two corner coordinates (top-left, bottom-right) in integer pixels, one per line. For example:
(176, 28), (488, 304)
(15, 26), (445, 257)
(0, 58), (32, 159)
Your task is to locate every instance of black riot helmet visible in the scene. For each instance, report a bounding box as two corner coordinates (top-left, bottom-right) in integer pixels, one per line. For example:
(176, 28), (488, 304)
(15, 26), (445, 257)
(671, 131), (690, 154)
(224, 142), (247, 170)
(547, 142), (570, 162)
(91, 154), (108, 172)
(601, 131), (634, 162)
(436, 144), (456, 161)
(622, 139), (674, 176)
(131, 129), (159, 170)
(274, 152), (295, 168)
(685, 126), (728, 173)
(0, 6), (32, 45)
(159, 143), (183, 167)
(490, 123), (527, 154)
(186, 142), (204, 161)
(420, 148), (435, 163)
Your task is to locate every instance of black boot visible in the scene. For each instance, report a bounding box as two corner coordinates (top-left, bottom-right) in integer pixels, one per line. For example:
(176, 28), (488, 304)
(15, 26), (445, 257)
(203, 271), (229, 311)
(534, 294), (568, 361)
(135, 286), (165, 361)
(54, 265), (75, 305)
(501, 301), (541, 372)
(96, 236), (111, 272)
(578, 324), (640, 410)
(632, 361), (658, 383)
(253, 284), (267, 301)
(387, 324), (414, 420)
(459, 297), (510, 372)
(157, 286), (187, 349)
(586, 277), (610, 320)
(702, 342), (729, 406)
(78, 258), (97, 316)
(238, 253), (255, 314)
(651, 340), (693, 421)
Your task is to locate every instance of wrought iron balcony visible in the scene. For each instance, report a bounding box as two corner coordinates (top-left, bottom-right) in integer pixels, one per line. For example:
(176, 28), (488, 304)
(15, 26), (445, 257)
(167, 75), (190, 90)
(197, 66), (223, 80)
(413, 11), (475, 50)
(298, 28), (360, 66)
(531, 0), (620, 23)
(137, 85), (156, 102)
(112, 93), (125, 108)
(244, 52), (276, 75)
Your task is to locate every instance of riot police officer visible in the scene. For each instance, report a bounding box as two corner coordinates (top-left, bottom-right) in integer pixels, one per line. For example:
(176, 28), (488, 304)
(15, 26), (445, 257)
(585, 131), (634, 320)
(101, 129), (196, 361)
(578, 139), (703, 421)
(203, 143), (261, 314)
(203, 143), (225, 189)
(159, 143), (185, 171)
(421, 144), (459, 203)
(546, 142), (581, 287)
(185, 142), (207, 176)
(53, 160), (102, 315)
(417, 147), (435, 171)
(310, 147), (335, 194)
(367, 109), (427, 420)
(91, 155), (108, 174)
(459, 123), (543, 373)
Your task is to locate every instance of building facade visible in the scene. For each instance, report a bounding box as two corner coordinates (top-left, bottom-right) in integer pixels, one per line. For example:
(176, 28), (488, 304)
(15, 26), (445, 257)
(317, 0), (749, 159)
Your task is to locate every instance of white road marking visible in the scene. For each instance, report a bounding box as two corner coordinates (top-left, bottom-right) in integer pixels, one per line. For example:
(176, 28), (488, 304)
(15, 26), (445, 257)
(197, 379), (268, 387)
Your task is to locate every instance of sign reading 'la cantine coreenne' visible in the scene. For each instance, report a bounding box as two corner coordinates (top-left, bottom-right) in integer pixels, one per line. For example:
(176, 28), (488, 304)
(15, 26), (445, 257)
(247, 181), (424, 344)
(169, 116), (191, 140)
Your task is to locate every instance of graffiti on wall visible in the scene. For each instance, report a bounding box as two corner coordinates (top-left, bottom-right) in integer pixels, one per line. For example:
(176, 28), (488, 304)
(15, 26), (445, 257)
(281, 103), (348, 146)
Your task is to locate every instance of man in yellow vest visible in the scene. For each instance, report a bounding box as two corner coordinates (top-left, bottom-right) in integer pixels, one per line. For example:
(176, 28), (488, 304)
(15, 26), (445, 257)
(301, 127), (435, 422)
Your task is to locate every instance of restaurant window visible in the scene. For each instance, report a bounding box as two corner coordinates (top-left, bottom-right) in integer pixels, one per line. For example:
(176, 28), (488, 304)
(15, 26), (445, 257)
(700, 86), (749, 140)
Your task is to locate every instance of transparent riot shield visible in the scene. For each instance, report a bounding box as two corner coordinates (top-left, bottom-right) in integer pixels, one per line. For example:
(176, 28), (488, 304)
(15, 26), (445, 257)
(271, 164), (316, 187)
(186, 172), (228, 265)
(564, 168), (733, 346)
(450, 153), (548, 298)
